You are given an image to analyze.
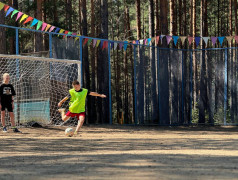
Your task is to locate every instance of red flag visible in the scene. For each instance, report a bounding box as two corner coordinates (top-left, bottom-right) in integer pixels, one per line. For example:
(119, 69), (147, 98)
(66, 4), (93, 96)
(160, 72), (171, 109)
(63, 30), (69, 38)
(4, 5), (9, 11)
(23, 16), (33, 24)
(156, 36), (160, 44)
(83, 38), (89, 45)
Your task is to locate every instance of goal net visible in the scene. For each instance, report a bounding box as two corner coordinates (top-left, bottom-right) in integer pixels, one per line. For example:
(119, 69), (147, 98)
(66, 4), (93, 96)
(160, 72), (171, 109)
(0, 54), (81, 126)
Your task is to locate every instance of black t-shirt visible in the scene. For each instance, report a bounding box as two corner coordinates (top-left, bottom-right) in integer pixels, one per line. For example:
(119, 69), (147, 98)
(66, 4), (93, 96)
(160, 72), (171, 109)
(0, 83), (16, 104)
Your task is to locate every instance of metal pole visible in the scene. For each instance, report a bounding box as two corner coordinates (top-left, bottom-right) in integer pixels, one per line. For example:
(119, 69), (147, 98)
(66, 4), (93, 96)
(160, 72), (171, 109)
(80, 37), (83, 86)
(190, 50), (193, 124)
(108, 42), (112, 124)
(224, 49), (228, 125)
(134, 45), (138, 125)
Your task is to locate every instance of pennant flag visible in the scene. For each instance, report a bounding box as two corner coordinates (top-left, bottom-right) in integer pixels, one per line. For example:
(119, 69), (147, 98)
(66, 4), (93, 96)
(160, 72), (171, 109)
(139, 40), (144, 44)
(102, 41), (108, 50)
(151, 37), (155, 43)
(180, 36), (186, 45)
(188, 36), (194, 45)
(83, 38), (89, 45)
(11, 10), (19, 18)
(136, 40), (139, 44)
(172, 36), (179, 46)
(41, 22), (47, 31)
(166, 36), (172, 45)
(235, 36), (238, 44)
(114, 42), (118, 50)
(211, 36), (217, 46)
(45, 24), (51, 31)
(93, 39), (97, 47)
(69, 32), (76, 38)
(132, 40), (136, 44)
(30, 18), (38, 27)
(96, 40), (101, 47)
(124, 41), (128, 50)
(49, 26), (55, 32)
(144, 39), (148, 45)
(218, 37), (225, 46)
(6, 7), (14, 17)
(23, 16), (33, 24)
(4, 5), (10, 12)
(160, 35), (165, 44)
(16, 12), (23, 21)
(111, 42), (114, 48)
(202, 37), (209, 46)
(0, 2), (4, 11)
(104, 41), (109, 50)
(88, 38), (92, 45)
(119, 43), (123, 50)
(226, 36), (233, 44)
(63, 30), (69, 38)
(100, 40), (104, 48)
(54, 27), (60, 33)
(36, 21), (43, 30)
(58, 29), (64, 36)
(74, 34), (80, 41)
(195, 37), (201, 47)
(156, 36), (160, 44)
(20, 14), (28, 23)
(147, 38), (151, 45)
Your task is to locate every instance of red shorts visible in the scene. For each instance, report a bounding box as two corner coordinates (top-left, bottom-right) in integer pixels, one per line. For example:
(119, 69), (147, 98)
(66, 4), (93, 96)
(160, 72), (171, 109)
(65, 111), (85, 120)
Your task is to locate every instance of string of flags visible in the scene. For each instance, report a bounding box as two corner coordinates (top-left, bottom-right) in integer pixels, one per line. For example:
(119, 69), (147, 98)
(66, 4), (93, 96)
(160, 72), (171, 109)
(0, 2), (237, 51)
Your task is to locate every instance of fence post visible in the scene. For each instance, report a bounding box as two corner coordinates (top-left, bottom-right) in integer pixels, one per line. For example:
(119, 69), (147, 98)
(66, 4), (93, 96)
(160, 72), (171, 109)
(224, 49), (228, 125)
(79, 37), (83, 86)
(134, 45), (138, 125)
(49, 33), (52, 58)
(157, 47), (161, 124)
(190, 50), (193, 124)
(108, 42), (112, 125)
(182, 51), (184, 124)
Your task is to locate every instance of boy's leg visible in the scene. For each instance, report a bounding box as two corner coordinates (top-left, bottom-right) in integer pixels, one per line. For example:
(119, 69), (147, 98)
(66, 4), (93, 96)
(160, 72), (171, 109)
(9, 112), (16, 127)
(75, 115), (85, 134)
(1, 111), (6, 127)
(58, 109), (70, 121)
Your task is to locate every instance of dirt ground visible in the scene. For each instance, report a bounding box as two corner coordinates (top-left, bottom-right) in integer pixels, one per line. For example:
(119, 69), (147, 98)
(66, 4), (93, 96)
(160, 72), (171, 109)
(0, 125), (238, 180)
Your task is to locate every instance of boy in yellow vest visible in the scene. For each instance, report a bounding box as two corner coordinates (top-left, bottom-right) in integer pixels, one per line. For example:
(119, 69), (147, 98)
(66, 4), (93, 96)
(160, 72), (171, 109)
(58, 80), (106, 135)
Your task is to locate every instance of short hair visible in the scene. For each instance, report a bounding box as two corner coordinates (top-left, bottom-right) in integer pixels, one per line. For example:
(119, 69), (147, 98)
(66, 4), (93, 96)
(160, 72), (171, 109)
(3, 73), (9, 78)
(72, 80), (80, 85)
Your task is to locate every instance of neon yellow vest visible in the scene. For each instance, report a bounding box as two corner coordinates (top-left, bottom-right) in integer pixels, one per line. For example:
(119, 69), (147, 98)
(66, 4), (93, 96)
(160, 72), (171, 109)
(68, 88), (88, 113)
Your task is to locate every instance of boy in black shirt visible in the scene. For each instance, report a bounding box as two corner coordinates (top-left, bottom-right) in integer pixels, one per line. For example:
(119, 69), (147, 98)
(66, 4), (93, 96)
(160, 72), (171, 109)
(0, 73), (20, 133)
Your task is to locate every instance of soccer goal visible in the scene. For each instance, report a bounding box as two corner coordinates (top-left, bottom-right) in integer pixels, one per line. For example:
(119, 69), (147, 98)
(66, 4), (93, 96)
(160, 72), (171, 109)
(0, 54), (81, 126)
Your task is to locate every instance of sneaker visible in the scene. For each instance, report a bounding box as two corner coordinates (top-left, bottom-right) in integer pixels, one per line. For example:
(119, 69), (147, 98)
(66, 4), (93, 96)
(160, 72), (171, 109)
(2, 126), (7, 133)
(13, 128), (21, 133)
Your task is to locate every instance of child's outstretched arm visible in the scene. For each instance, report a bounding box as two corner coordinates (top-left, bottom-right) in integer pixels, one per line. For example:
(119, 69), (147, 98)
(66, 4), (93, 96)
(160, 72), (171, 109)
(89, 92), (106, 98)
(58, 96), (69, 107)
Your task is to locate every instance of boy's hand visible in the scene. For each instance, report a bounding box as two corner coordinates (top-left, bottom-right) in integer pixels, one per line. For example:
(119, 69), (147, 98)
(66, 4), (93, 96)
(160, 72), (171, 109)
(100, 94), (106, 98)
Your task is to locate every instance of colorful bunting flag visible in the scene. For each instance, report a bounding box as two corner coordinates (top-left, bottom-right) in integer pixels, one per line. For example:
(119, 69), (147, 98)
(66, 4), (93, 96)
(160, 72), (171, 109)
(4, 5), (10, 12)
(23, 16), (33, 25)
(202, 37), (209, 46)
(172, 36), (179, 46)
(54, 27), (60, 33)
(144, 39), (148, 45)
(49, 26), (55, 32)
(83, 38), (89, 45)
(16, 12), (23, 21)
(0, 2), (4, 11)
(6, 7), (14, 17)
(180, 36), (186, 45)
(217, 37), (225, 46)
(195, 37), (201, 47)
(188, 36), (194, 45)
(96, 40), (101, 47)
(119, 43), (123, 50)
(36, 21), (43, 30)
(63, 30), (69, 38)
(30, 18), (38, 27)
(74, 34), (80, 41)
(114, 42), (118, 50)
(20, 14), (28, 23)
(226, 36), (233, 44)
(147, 38), (151, 45)
(156, 36), (160, 45)
(45, 24), (51, 31)
(58, 29), (64, 36)
(235, 36), (238, 44)
(11, 10), (19, 18)
(166, 36), (172, 45)
(87, 38), (92, 45)
(100, 40), (104, 48)
(211, 37), (217, 46)
(124, 41), (128, 50)
(41, 22), (47, 31)
(93, 39), (97, 47)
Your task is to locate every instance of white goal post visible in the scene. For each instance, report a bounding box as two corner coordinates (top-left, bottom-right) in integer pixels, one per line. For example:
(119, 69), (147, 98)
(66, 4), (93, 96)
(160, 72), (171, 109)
(0, 54), (81, 125)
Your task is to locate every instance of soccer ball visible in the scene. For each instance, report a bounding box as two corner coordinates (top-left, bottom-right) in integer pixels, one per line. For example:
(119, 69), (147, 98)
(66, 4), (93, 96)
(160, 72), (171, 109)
(65, 127), (74, 137)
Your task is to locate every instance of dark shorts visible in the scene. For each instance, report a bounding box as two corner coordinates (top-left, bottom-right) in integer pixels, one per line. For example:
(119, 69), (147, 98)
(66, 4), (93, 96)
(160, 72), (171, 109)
(65, 111), (85, 120)
(1, 103), (13, 112)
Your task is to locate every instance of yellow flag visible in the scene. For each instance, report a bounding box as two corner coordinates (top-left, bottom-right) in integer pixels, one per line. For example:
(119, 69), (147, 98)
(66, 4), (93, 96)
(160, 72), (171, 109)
(96, 40), (101, 47)
(58, 29), (64, 37)
(20, 14), (28, 23)
(0, 2), (5, 11)
(45, 24), (51, 32)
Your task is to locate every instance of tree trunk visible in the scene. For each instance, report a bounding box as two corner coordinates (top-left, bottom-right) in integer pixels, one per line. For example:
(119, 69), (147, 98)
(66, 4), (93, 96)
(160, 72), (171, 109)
(35, 0), (43, 52)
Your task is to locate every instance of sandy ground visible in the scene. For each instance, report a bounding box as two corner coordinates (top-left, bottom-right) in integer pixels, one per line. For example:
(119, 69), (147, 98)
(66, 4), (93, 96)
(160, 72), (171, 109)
(0, 125), (238, 180)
